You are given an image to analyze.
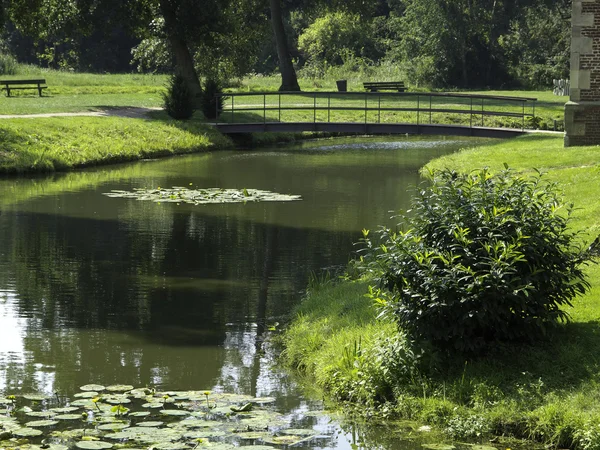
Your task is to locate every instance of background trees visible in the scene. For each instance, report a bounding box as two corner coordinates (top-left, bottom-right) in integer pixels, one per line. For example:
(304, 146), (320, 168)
(0, 0), (571, 90)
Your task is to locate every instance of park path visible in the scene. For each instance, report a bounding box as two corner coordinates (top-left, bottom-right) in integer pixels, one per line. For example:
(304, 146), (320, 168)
(0, 106), (161, 119)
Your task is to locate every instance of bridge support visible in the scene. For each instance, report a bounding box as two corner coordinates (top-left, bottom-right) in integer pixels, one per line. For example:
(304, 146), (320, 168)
(565, 0), (600, 147)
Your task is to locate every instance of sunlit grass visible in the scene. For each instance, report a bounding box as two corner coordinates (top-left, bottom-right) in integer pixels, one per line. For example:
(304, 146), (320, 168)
(281, 134), (600, 448)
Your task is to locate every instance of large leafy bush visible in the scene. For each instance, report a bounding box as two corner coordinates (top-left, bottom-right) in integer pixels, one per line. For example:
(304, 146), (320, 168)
(360, 168), (597, 355)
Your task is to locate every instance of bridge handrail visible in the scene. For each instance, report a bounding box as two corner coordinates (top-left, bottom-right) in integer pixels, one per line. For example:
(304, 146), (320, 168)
(214, 90), (537, 132)
(216, 91), (538, 102)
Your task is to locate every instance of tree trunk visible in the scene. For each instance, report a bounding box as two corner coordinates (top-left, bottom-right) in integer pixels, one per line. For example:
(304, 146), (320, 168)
(159, 0), (203, 107)
(269, 0), (300, 92)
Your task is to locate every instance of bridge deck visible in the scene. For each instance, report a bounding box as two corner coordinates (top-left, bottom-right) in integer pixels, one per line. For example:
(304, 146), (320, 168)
(215, 122), (529, 139)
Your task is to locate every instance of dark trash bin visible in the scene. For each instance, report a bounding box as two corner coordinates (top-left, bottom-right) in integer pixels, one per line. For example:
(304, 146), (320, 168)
(336, 80), (347, 92)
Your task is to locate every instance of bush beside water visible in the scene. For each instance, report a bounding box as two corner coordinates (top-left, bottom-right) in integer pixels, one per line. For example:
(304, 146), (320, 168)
(281, 151), (600, 449)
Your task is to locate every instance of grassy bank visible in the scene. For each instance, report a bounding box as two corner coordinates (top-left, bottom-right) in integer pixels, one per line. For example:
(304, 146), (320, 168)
(280, 134), (600, 449)
(0, 116), (231, 173)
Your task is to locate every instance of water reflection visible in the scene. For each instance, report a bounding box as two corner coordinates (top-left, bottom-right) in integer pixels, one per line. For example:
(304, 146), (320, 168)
(0, 136), (487, 449)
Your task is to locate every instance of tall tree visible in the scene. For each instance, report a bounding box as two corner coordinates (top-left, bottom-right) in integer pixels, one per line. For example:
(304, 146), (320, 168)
(269, 0), (300, 91)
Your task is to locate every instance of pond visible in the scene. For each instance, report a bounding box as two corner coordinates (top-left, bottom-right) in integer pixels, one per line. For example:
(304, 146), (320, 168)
(0, 135), (491, 450)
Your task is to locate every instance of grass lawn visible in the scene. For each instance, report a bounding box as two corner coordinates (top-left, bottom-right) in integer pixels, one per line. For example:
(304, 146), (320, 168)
(281, 134), (600, 449)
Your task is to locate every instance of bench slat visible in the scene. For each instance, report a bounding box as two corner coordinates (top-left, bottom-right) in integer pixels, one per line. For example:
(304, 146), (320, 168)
(0, 79), (46, 84)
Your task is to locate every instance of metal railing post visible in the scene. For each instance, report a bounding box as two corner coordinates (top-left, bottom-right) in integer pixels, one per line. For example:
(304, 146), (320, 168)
(522, 100), (525, 130)
(378, 94), (381, 124)
(470, 97), (473, 128)
(279, 93), (281, 122)
(481, 98), (484, 127)
(417, 95), (420, 125)
(231, 95), (235, 123)
(365, 93), (368, 124)
(328, 93), (331, 123)
(314, 93), (317, 124)
(429, 95), (432, 124)
(263, 94), (266, 124)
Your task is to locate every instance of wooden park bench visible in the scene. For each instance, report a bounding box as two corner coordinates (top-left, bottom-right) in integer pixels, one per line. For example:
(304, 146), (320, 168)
(363, 81), (406, 92)
(1, 79), (47, 97)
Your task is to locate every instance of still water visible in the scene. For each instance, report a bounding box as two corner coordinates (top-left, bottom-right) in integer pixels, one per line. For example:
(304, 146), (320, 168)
(0, 136), (483, 448)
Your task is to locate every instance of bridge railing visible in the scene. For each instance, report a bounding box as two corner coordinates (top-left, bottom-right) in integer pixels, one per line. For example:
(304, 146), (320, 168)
(215, 91), (537, 130)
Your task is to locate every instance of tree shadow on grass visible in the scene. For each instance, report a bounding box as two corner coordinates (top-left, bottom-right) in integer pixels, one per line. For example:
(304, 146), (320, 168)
(439, 320), (600, 397)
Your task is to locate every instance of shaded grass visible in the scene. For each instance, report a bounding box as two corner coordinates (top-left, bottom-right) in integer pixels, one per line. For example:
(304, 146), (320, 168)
(280, 134), (600, 448)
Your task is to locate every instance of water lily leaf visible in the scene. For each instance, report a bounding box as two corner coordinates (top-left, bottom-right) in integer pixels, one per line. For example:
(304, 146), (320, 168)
(230, 403), (253, 413)
(234, 431), (271, 440)
(55, 414), (85, 420)
(422, 445), (456, 450)
(262, 435), (303, 445)
(136, 421), (164, 427)
(280, 428), (317, 436)
(183, 430), (227, 439)
(22, 394), (48, 401)
(74, 391), (99, 398)
(142, 402), (164, 409)
(174, 419), (221, 429)
(97, 423), (129, 431)
(75, 441), (113, 449)
(13, 427), (44, 437)
(80, 385), (106, 392)
(26, 411), (58, 418)
(105, 384), (134, 392)
(159, 409), (189, 416)
(152, 444), (189, 450)
(129, 411), (151, 417)
(469, 446), (498, 450)
(102, 395), (131, 405)
(25, 420), (59, 427)
(51, 406), (80, 413)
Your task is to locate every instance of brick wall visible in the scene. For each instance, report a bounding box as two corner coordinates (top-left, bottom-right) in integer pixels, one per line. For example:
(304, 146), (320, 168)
(565, 0), (600, 147)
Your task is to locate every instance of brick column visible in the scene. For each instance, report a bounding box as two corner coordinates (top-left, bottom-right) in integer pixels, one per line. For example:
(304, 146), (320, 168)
(565, 0), (600, 147)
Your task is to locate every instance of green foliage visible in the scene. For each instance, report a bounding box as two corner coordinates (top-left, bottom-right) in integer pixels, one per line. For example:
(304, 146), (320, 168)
(200, 79), (225, 120)
(0, 53), (18, 75)
(360, 168), (597, 355)
(297, 11), (375, 67)
(163, 74), (194, 120)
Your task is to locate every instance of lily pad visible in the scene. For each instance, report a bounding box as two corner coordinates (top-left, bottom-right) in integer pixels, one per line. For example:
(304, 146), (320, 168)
(102, 395), (131, 405)
(80, 385), (106, 392)
(159, 409), (189, 416)
(105, 384), (134, 392)
(469, 446), (498, 450)
(75, 441), (113, 449)
(142, 402), (164, 409)
(13, 427), (44, 437)
(422, 445), (456, 450)
(176, 419), (220, 428)
(136, 421), (164, 427)
(74, 391), (99, 398)
(234, 431), (271, 440)
(25, 419), (59, 427)
(152, 444), (189, 450)
(183, 430), (227, 439)
(280, 428), (317, 436)
(129, 411), (151, 417)
(55, 414), (85, 420)
(263, 435), (303, 446)
(51, 406), (80, 413)
(22, 394), (48, 401)
(26, 410), (58, 417)
(97, 423), (129, 431)
(252, 397), (276, 405)
(103, 187), (302, 205)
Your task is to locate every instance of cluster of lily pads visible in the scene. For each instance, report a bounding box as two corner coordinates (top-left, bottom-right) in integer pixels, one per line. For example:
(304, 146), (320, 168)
(0, 385), (325, 450)
(103, 187), (302, 205)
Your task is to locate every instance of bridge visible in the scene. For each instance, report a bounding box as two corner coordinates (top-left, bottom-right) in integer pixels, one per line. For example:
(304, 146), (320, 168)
(214, 91), (537, 139)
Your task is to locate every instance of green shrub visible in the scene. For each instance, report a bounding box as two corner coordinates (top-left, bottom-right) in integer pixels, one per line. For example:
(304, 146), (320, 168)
(360, 168), (598, 355)
(163, 73), (194, 120)
(0, 53), (18, 75)
(200, 78), (225, 120)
